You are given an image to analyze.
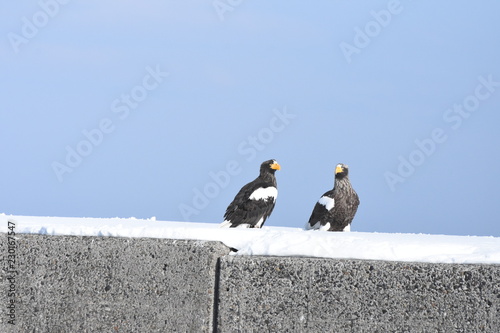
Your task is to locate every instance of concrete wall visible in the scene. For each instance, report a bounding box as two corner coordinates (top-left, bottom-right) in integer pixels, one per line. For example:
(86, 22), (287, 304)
(1, 233), (499, 332)
(1, 234), (229, 333)
(217, 256), (500, 333)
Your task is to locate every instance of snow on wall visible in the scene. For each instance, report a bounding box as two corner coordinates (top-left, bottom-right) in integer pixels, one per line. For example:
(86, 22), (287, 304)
(2, 214), (500, 264)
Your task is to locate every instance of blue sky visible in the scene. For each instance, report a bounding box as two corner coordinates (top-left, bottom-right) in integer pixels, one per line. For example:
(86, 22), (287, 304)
(1, 1), (499, 236)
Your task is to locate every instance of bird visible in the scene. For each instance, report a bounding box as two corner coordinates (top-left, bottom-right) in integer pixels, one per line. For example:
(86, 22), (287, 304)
(220, 159), (281, 228)
(306, 163), (360, 231)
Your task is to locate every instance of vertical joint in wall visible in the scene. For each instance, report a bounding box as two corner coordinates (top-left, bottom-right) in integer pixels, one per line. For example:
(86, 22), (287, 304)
(212, 256), (223, 333)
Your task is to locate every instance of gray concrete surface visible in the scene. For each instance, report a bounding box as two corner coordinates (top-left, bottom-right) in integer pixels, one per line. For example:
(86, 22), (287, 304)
(2, 233), (500, 332)
(0, 233), (229, 333)
(217, 256), (500, 333)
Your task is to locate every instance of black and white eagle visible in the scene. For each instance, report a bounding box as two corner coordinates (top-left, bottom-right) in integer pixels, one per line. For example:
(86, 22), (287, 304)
(306, 163), (360, 231)
(220, 159), (280, 228)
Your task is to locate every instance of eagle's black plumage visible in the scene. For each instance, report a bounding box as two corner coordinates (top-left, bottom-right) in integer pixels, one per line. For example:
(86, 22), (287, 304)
(221, 159), (280, 228)
(306, 163), (359, 231)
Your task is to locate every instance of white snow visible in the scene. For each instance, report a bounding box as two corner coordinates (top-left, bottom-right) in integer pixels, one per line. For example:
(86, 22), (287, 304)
(318, 196), (335, 210)
(2, 214), (500, 264)
(249, 186), (277, 201)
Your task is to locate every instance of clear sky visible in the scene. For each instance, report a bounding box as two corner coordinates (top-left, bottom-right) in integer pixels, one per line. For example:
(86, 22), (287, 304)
(2, 1), (499, 236)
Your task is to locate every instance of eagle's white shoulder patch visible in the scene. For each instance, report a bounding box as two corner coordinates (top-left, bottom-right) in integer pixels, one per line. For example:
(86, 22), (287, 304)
(318, 196), (335, 211)
(249, 186), (278, 201)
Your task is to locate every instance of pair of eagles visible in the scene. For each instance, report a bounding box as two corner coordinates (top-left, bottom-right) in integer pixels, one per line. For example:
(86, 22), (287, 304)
(220, 159), (359, 231)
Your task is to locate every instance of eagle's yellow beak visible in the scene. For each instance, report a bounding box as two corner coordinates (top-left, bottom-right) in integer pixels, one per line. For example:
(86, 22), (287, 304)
(270, 162), (281, 170)
(335, 165), (343, 174)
